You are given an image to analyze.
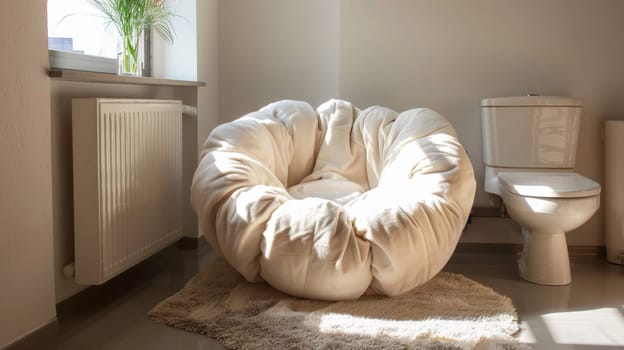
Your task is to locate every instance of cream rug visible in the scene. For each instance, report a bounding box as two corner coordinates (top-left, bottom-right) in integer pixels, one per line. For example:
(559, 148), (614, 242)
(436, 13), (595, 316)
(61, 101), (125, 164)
(149, 257), (531, 350)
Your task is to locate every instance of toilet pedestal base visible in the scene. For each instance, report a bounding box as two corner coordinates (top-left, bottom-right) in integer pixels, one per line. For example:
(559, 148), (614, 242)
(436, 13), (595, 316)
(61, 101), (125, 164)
(517, 227), (572, 285)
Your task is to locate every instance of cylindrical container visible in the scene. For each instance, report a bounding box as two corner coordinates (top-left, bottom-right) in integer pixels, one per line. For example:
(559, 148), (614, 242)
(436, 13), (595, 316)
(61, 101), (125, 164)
(604, 120), (624, 264)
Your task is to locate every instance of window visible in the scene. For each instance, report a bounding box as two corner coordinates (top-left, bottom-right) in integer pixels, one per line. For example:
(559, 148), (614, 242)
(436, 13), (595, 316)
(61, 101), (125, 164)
(47, 0), (117, 58)
(47, 0), (150, 75)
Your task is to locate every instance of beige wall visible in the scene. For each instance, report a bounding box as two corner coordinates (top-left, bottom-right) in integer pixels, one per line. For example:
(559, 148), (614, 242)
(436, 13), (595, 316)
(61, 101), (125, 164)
(339, 0), (624, 245)
(0, 1), (57, 347)
(218, 0), (624, 245)
(197, 0), (219, 146)
(195, 0), (219, 241)
(52, 0), (219, 303)
(152, 0), (219, 240)
(50, 82), (191, 302)
(218, 0), (340, 123)
(0, 0), (217, 341)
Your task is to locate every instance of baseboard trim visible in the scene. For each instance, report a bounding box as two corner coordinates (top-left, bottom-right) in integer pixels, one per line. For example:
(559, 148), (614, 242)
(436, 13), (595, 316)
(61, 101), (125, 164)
(455, 242), (606, 258)
(3, 319), (58, 350)
(470, 207), (503, 218)
(568, 245), (607, 257)
(455, 242), (522, 255)
(177, 236), (201, 250)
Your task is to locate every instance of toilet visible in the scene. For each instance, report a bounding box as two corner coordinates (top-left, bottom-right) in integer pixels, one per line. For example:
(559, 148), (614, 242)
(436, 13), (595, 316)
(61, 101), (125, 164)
(481, 96), (601, 285)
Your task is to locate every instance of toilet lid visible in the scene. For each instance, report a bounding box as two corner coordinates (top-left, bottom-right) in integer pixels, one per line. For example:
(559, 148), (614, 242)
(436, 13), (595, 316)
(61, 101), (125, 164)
(498, 172), (601, 198)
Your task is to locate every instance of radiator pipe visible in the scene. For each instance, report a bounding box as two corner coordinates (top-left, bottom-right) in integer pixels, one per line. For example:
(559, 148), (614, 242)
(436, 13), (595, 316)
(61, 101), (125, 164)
(182, 105), (198, 117)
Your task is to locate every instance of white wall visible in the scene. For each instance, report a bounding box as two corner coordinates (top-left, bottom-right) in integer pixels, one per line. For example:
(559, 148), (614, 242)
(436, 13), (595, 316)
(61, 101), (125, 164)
(217, 0), (624, 246)
(152, 0), (198, 81)
(0, 1), (57, 346)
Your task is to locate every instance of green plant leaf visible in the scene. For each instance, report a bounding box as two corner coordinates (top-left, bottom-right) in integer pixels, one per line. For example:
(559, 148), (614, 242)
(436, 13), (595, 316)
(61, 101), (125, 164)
(86, 0), (176, 43)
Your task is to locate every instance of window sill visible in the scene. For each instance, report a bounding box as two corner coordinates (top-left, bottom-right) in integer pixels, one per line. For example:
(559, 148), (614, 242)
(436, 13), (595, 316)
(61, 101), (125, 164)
(49, 69), (206, 88)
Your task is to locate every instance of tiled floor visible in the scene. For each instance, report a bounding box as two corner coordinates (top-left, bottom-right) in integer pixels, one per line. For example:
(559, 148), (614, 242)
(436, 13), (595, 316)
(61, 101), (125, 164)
(45, 241), (624, 350)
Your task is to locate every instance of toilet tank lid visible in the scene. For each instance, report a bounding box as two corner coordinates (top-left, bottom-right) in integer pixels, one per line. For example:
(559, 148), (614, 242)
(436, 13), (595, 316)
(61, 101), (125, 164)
(481, 96), (583, 107)
(498, 172), (601, 198)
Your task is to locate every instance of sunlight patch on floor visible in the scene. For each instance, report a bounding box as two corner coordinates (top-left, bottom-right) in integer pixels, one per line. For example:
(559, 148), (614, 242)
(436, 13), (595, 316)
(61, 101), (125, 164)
(541, 307), (624, 346)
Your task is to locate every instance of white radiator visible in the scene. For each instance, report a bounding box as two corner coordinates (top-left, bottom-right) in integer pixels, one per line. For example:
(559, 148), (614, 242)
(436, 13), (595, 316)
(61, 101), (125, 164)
(72, 98), (184, 285)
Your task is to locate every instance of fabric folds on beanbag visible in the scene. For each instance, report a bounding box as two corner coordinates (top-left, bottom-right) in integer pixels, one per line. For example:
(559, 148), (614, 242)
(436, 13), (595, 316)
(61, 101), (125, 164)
(191, 99), (476, 300)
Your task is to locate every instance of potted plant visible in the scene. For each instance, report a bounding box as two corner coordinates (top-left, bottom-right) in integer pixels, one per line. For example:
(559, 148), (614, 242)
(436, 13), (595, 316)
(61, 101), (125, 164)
(88, 0), (175, 76)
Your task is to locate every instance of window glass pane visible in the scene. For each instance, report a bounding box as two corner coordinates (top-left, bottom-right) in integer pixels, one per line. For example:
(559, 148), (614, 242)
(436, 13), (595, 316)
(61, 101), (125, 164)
(47, 0), (118, 58)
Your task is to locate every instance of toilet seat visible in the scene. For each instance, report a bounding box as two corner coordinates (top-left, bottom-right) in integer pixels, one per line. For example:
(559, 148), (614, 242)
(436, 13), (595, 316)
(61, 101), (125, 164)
(498, 172), (600, 198)
(497, 171), (601, 286)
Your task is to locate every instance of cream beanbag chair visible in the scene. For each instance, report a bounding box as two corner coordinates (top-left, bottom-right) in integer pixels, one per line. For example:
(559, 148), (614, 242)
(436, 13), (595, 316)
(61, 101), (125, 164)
(191, 99), (476, 301)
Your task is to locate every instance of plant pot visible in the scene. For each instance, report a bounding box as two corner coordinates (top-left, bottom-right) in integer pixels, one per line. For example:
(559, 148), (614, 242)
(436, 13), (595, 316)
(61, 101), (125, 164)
(117, 31), (143, 76)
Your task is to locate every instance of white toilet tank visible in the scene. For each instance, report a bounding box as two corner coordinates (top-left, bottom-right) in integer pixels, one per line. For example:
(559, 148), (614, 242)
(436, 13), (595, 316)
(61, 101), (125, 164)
(481, 96), (582, 169)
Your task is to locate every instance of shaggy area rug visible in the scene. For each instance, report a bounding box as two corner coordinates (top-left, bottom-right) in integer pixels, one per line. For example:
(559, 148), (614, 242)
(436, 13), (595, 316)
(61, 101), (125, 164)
(149, 257), (531, 350)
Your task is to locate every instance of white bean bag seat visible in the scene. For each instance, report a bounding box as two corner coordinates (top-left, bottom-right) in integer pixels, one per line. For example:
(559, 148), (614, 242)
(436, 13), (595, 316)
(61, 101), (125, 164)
(191, 99), (476, 301)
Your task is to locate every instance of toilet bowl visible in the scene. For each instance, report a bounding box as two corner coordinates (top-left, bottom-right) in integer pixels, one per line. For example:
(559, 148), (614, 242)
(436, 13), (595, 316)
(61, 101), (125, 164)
(498, 172), (600, 285)
(481, 96), (601, 285)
